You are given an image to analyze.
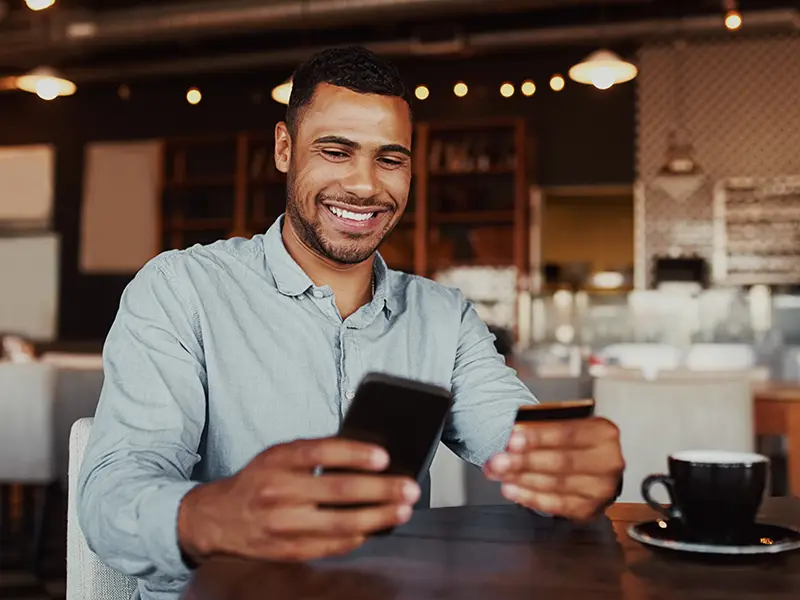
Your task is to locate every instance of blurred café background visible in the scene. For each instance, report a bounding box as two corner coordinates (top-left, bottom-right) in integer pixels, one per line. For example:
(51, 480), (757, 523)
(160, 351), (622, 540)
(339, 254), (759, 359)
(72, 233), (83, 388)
(1, 0), (800, 596)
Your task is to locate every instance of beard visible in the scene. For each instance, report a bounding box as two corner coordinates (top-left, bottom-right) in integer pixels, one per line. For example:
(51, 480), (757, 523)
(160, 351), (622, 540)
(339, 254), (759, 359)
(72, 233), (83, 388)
(285, 170), (397, 265)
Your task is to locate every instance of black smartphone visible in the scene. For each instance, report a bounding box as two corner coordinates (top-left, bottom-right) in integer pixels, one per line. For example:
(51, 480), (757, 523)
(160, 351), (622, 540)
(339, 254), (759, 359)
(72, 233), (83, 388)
(515, 399), (595, 423)
(335, 372), (453, 481)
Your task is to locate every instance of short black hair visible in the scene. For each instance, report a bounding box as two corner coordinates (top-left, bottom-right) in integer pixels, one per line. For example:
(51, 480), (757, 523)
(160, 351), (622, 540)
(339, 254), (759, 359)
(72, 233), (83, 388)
(286, 45), (411, 136)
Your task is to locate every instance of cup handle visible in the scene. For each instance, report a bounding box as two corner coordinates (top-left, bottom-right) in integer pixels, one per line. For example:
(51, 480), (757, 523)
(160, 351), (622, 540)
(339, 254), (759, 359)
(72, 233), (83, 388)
(641, 474), (682, 520)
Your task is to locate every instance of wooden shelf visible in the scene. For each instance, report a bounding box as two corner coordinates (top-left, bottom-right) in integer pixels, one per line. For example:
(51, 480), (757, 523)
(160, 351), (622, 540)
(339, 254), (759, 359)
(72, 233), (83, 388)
(432, 211), (515, 225)
(429, 167), (515, 177)
(431, 257), (514, 270)
(249, 177), (286, 185)
(165, 177), (235, 188)
(168, 218), (233, 231)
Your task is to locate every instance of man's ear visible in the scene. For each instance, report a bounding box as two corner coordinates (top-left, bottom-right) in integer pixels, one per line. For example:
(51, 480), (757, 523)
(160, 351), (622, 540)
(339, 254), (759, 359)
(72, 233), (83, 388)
(274, 122), (291, 174)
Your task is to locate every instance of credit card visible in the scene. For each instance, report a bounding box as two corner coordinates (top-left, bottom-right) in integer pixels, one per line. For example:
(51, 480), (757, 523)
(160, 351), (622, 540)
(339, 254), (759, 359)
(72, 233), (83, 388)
(515, 399), (595, 423)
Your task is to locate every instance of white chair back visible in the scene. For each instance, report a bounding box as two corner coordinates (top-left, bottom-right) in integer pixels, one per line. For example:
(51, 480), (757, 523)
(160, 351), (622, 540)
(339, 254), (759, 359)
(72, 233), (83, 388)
(685, 343), (756, 372)
(594, 373), (755, 503)
(598, 343), (683, 373)
(67, 418), (138, 600)
(0, 363), (57, 483)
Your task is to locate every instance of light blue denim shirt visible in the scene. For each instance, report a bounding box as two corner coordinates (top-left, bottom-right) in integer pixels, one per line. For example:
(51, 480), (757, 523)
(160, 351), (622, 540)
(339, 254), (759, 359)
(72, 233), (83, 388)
(77, 215), (537, 600)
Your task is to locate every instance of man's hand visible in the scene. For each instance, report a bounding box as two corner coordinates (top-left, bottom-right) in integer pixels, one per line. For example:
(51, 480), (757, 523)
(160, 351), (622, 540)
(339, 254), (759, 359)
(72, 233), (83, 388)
(178, 438), (420, 564)
(483, 417), (624, 521)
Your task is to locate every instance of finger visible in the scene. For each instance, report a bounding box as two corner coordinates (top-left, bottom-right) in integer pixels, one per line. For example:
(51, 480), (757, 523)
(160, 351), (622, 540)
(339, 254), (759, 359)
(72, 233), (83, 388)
(507, 417), (620, 452)
(499, 472), (618, 502)
(261, 503), (412, 537)
(260, 535), (366, 562)
(259, 473), (420, 506)
(500, 486), (600, 521)
(262, 438), (389, 472)
(486, 443), (623, 476)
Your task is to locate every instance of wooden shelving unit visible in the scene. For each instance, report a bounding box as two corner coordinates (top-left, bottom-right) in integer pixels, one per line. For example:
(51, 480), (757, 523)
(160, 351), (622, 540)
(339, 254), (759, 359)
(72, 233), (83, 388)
(159, 119), (534, 290)
(410, 117), (534, 280)
(160, 132), (285, 251)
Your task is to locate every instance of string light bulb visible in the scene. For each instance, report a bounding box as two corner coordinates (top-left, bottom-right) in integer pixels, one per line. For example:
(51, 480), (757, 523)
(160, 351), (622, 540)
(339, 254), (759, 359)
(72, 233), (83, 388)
(453, 82), (468, 98)
(415, 85), (430, 100)
(186, 87), (202, 105)
(550, 75), (565, 92)
(521, 80), (536, 96)
(500, 82), (515, 98)
(725, 10), (742, 30)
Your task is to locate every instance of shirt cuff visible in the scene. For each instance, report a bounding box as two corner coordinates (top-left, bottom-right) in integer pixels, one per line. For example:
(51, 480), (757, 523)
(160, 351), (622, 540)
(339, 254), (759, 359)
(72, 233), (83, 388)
(140, 480), (201, 580)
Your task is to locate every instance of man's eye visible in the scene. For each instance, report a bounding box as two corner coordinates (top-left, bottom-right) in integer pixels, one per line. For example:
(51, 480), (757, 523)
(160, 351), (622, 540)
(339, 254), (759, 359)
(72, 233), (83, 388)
(379, 157), (404, 167)
(322, 149), (348, 159)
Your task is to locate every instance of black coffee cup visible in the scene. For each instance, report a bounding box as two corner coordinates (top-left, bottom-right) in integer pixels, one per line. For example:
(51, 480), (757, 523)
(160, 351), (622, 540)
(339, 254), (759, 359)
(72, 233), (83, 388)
(641, 450), (769, 544)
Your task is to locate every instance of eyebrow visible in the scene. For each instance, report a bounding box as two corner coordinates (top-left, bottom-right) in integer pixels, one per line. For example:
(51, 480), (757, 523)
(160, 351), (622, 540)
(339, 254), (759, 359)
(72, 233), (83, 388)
(312, 135), (412, 158)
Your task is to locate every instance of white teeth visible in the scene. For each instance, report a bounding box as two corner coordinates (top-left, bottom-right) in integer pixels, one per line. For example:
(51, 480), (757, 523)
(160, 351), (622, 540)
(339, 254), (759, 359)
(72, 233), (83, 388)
(328, 206), (375, 221)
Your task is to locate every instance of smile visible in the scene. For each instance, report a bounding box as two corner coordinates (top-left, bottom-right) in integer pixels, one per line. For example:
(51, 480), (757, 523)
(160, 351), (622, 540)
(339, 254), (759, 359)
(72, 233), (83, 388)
(326, 205), (377, 222)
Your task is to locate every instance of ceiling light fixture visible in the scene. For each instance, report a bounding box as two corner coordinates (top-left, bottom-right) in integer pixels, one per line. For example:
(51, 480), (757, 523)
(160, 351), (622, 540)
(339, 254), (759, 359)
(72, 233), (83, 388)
(568, 49), (638, 90)
(15, 67), (76, 100)
(271, 77), (292, 105)
(415, 85), (430, 100)
(25, 0), (56, 11)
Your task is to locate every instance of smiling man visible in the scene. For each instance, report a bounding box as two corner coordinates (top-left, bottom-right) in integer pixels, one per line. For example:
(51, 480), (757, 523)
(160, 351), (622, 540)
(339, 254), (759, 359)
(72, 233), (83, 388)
(77, 46), (623, 600)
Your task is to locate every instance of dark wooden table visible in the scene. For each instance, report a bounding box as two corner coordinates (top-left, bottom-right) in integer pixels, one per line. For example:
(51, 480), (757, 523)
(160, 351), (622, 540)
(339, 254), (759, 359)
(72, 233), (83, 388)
(185, 499), (800, 600)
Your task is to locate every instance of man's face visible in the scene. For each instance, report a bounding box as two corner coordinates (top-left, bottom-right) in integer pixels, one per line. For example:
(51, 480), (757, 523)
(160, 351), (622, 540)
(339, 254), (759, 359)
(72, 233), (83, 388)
(275, 83), (412, 265)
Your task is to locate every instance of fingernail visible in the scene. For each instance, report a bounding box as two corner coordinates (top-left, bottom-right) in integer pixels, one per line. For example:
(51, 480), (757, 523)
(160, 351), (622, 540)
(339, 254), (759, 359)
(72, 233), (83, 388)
(502, 484), (520, 500)
(492, 453), (511, 473)
(397, 505), (413, 522)
(508, 432), (526, 452)
(403, 482), (421, 503)
(371, 449), (390, 469)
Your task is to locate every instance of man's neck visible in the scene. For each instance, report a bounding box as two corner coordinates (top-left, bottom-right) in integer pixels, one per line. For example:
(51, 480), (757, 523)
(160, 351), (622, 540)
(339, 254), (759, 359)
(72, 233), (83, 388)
(282, 220), (374, 319)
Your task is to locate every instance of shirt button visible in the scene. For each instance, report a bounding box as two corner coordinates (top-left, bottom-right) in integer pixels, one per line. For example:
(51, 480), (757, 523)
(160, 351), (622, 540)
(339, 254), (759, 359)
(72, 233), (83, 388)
(345, 390), (355, 401)
(313, 290), (324, 299)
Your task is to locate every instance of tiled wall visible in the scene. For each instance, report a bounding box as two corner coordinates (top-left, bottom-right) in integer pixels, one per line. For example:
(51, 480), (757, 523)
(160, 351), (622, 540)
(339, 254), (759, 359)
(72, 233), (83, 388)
(635, 34), (800, 287)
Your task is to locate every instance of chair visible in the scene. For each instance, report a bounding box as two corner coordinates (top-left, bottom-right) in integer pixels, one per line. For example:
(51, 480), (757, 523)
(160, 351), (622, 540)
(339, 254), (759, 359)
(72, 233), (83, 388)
(0, 362), (57, 573)
(685, 343), (756, 372)
(594, 373), (755, 503)
(67, 418), (138, 600)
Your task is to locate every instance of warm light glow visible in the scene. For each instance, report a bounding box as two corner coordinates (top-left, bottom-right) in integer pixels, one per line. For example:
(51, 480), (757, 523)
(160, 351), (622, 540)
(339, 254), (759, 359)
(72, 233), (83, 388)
(500, 82), (515, 98)
(725, 10), (743, 30)
(521, 80), (536, 96)
(15, 67), (76, 100)
(550, 75), (565, 92)
(271, 77), (292, 105)
(186, 88), (202, 105)
(453, 82), (468, 98)
(26, 0), (56, 11)
(590, 271), (625, 289)
(415, 85), (430, 100)
(568, 49), (638, 89)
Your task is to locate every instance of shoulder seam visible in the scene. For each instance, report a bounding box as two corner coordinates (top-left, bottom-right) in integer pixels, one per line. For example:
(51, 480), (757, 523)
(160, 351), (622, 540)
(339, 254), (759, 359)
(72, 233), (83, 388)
(153, 259), (204, 352)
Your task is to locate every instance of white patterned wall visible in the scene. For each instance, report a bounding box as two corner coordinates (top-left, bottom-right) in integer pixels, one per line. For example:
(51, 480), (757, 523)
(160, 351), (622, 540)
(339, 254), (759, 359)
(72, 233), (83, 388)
(635, 34), (800, 287)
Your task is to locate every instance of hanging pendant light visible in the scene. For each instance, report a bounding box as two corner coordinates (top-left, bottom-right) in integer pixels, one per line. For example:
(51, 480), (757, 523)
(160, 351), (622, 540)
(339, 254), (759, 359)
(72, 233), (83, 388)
(16, 67), (76, 100)
(271, 77), (293, 105)
(568, 49), (638, 90)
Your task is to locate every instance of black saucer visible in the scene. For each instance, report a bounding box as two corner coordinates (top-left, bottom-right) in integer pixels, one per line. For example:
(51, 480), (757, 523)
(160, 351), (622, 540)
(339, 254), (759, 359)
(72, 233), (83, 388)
(628, 520), (800, 564)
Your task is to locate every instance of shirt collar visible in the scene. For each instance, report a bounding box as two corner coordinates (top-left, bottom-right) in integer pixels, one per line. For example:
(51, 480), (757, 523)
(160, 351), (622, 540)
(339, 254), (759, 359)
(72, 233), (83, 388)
(263, 214), (398, 317)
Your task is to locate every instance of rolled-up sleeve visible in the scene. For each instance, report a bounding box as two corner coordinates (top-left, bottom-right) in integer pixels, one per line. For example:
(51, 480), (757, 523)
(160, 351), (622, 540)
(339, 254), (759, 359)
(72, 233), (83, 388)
(76, 255), (206, 582)
(443, 295), (538, 467)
